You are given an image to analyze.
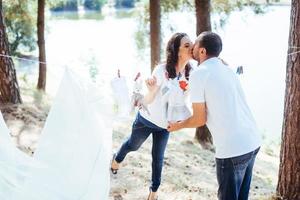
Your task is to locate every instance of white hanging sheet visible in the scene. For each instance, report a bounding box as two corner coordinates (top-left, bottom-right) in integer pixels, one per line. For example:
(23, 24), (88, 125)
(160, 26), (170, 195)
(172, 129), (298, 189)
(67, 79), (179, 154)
(0, 69), (112, 200)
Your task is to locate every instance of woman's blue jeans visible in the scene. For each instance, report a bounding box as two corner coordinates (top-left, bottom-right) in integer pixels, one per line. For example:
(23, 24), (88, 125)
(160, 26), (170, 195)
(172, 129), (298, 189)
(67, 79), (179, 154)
(115, 113), (170, 192)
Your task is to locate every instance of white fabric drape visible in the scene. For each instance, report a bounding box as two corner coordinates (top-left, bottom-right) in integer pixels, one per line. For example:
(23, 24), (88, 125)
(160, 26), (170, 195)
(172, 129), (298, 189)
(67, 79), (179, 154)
(0, 69), (111, 200)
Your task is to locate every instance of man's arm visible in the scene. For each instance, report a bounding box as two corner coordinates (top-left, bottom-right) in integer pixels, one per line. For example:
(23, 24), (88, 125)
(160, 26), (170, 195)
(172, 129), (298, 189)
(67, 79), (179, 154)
(167, 102), (207, 132)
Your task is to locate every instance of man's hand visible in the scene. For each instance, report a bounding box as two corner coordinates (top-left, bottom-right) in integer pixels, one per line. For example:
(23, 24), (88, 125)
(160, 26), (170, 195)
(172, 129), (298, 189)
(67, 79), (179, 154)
(168, 103), (207, 132)
(167, 121), (183, 132)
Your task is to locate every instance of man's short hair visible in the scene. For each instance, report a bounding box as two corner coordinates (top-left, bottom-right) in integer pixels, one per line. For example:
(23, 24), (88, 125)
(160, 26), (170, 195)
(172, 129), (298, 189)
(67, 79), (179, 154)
(198, 32), (222, 57)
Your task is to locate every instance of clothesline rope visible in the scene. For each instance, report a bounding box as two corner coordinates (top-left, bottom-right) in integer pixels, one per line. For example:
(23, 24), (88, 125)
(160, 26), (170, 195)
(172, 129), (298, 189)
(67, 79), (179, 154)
(0, 54), (143, 80)
(1, 47), (300, 66)
(0, 54), (46, 64)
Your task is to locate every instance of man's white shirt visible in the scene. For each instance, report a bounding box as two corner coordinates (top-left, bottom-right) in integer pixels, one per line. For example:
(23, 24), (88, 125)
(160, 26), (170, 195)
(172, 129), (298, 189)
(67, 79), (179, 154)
(189, 58), (261, 158)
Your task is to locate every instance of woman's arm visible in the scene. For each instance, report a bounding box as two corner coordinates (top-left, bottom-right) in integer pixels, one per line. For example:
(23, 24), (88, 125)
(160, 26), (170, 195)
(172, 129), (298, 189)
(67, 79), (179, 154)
(142, 76), (160, 105)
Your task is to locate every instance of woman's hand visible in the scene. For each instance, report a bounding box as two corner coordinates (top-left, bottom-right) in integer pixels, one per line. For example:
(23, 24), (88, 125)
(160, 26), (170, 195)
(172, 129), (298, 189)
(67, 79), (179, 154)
(145, 76), (159, 93)
(143, 76), (160, 105)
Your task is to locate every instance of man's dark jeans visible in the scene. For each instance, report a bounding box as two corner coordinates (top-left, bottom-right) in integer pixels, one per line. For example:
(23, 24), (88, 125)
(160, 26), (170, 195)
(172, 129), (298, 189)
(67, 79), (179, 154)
(216, 147), (260, 200)
(115, 113), (169, 192)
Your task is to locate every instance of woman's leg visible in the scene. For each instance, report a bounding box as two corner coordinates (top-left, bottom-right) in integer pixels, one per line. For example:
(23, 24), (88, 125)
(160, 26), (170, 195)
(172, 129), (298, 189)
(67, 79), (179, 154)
(114, 116), (152, 163)
(150, 129), (170, 192)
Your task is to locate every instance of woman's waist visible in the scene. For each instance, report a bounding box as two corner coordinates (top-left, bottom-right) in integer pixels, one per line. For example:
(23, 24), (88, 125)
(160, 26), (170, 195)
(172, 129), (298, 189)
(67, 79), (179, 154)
(138, 111), (168, 130)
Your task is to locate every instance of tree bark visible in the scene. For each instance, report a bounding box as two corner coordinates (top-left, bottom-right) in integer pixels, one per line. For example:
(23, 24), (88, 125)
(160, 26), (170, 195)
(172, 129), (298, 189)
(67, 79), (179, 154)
(195, 0), (211, 35)
(195, 125), (214, 150)
(194, 0), (213, 149)
(37, 0), (47, 91)
(276, 1), (300, 199)
(0, 0), (22, 104)
(150, 0), (161, 72)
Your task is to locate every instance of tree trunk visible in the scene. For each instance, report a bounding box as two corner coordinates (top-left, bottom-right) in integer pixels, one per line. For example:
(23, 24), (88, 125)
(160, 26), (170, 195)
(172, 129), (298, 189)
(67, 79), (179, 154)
(195, 125), (214, 150)
(150, 0), (161, 72)
(0, 0), (22, 104)
(195, 0), (211, 35)
(37, 0), (47, 91)
(194, 0), (213, 150)
(276, 1), (300, 199)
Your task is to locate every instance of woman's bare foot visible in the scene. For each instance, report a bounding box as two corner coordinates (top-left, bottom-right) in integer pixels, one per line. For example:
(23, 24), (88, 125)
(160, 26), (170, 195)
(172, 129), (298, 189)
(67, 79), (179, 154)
(147, 191), (158, 200)
(110, 154), (120, 174)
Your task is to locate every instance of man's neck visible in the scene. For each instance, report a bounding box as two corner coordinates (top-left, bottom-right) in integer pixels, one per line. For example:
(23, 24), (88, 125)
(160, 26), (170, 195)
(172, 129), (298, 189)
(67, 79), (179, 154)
(199, 56), (217, 65)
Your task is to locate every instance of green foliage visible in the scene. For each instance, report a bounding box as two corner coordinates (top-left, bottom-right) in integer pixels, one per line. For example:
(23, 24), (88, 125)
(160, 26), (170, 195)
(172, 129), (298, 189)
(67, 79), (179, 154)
(50, 0), (78, 11)
(160, 0), (192, 12)
(134, 4), (150, 60)
(159, 0), (272, 16)
(84, 0), (107, 11)
(134, 0), (275, 61)
(115, 0), (136, 8)
(212, 0), (266, 14)
(3, 0), (108, 56)
(211, 0), (267, 28)
(3, 0), (37, 56)
(50, 0), (107, 11)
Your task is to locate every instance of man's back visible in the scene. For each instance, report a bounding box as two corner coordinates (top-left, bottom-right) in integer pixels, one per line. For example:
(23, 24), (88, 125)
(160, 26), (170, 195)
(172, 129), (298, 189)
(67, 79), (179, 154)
(190, 58), (261, 158)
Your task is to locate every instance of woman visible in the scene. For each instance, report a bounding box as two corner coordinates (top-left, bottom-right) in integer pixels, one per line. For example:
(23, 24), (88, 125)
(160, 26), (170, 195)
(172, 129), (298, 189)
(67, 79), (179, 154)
(111, 32), (193, 200)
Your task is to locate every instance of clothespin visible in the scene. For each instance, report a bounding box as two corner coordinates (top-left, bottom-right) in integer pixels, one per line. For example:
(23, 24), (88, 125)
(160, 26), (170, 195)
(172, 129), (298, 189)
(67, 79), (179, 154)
(117, 69), (121, 78)
(220, 58), (229, 66)
(236, 66), (243, 75)
(134, 72), (141, 81)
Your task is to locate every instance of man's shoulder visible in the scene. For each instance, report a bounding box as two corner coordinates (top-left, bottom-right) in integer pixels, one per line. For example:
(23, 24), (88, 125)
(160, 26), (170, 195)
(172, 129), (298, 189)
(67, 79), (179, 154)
(189, 67), (211, 87)
(191, 65), (210, 78)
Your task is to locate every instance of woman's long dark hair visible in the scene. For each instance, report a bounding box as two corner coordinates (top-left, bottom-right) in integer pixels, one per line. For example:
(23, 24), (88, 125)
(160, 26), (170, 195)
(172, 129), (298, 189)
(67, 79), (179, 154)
(165, 32), (192, 80)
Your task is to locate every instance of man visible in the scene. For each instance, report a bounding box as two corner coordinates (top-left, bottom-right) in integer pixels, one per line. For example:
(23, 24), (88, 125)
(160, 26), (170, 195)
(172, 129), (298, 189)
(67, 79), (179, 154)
(168, 31), (261, 200)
